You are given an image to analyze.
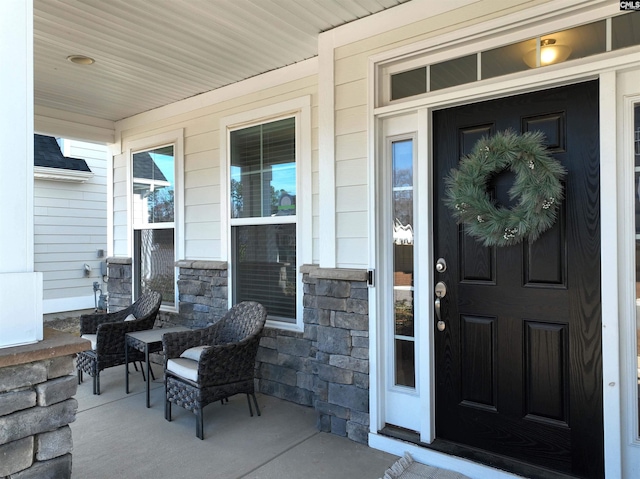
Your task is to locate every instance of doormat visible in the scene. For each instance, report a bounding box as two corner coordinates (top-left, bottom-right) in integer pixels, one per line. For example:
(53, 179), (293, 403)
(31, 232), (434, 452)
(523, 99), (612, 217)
(381, 453), (472, 479)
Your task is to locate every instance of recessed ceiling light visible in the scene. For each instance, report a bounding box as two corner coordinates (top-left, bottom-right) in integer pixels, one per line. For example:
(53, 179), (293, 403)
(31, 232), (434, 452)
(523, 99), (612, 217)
(67, 55), (95, 65)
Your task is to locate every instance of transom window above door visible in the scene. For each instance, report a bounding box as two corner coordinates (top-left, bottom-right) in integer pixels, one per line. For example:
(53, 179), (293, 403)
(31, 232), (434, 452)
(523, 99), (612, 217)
(382, 12), (640, 104)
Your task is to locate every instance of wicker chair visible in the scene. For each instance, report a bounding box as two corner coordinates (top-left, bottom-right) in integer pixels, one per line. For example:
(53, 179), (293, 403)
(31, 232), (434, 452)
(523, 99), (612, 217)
(76, 291), (162, 395)
(163, 301), (267, 439)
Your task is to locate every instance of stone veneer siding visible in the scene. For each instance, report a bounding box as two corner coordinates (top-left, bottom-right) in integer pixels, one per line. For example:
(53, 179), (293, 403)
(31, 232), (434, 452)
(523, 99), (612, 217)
(0, 330), (89, 479)
(106, 259), (228, 328)
(256, 265), (370, 444)
(170, 261), (228, 328)
(106, 259), (371, 444)
(105, 257), (132, 312)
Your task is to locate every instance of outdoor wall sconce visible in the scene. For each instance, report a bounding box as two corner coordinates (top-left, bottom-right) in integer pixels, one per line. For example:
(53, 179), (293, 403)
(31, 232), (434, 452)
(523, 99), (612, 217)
(523, 38), (572, 68)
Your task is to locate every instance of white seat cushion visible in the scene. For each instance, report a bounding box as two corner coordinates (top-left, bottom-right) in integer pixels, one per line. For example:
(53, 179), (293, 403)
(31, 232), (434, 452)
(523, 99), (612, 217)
(180, 345), (210, 361)
(81, 334), (97, 350)
(167, 357), (198, 382)
(124, 313), (136, 321)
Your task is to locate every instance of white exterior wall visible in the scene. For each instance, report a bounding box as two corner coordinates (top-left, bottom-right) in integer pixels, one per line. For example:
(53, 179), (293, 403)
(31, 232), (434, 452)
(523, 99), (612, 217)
(330, 0), (544, 269)
(34, 139), (108, 314)
(113, 72), (319, 262)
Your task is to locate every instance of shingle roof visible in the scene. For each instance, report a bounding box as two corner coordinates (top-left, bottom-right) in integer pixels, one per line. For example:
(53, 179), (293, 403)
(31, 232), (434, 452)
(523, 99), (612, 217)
(34, 135), (91, 172)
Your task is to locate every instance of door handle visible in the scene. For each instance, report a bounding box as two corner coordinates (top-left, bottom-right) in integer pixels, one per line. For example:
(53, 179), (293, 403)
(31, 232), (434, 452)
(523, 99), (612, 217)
(435, 281), (447, 332)
(435, 297), (446, 331)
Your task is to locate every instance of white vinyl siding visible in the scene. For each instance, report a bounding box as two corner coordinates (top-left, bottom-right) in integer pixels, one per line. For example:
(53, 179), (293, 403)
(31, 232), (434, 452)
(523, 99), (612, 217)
(330, 0), (540, 268)
(34, 140), (108, 313)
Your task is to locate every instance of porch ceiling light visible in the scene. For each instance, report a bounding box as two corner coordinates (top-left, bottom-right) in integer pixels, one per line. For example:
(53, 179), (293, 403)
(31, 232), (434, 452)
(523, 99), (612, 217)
(67, 55), (95, 65)
(523, 39), (571, 68)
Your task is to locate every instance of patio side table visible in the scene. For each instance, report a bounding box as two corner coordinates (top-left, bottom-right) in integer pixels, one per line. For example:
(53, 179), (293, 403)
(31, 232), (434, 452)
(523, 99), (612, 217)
(125, 326), (189, 408)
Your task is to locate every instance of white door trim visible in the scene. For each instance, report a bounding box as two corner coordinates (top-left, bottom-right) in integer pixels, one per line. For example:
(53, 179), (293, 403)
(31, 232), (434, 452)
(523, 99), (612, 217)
(368, 65), (628, 479)
(617, 69), (640, 478)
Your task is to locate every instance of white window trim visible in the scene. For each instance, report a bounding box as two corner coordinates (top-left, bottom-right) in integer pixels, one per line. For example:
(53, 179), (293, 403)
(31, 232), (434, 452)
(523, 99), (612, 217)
(220, 96), (311, 332)
(124, 129), (184, 312)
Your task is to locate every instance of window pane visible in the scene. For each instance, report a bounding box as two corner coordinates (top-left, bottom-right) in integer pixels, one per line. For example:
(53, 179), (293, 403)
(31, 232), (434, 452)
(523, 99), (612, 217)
(542, 21), (605, 65)
(391, 67), (427, 101)
(232, 224), (296, 322)
(134, 228), (175, 307)
(391, 138), (415, 387)
(132, 146), (175, 224)
(395, 339), (415, 387)
(394, 288), (413, 337)
(430, 54), (476, 92)
(613, 13), (640, 50)
(635, 104), (640, 438)
(230, 118), (296, 218)
(482, 39), (535, 78)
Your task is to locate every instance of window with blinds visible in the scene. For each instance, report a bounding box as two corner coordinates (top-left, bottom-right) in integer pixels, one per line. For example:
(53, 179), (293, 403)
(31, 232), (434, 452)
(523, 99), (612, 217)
(230, 117), (297, 323)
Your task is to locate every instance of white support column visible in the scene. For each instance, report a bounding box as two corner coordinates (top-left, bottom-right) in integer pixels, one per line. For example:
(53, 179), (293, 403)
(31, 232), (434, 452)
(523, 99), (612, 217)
(318, 31), (337, 268)
(0, 0), (43, 348)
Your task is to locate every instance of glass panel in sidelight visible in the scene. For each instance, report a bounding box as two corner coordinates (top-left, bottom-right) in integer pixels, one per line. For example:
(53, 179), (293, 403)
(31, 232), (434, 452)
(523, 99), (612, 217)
(635, 104), (640, 438)
(391, 137), (415, 388)
(394, 288), (414, 337)
(395, 339), (416, 388)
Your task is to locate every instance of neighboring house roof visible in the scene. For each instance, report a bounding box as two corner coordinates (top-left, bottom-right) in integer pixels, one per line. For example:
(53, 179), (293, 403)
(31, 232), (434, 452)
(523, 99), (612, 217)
(34, 134), (91, 172)
(132, 151), (168, 183)
(34, 134), (93, 182)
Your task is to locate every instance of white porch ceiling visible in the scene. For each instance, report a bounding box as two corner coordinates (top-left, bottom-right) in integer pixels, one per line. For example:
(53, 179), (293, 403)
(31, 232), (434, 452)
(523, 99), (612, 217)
(34, 0), (410, 131)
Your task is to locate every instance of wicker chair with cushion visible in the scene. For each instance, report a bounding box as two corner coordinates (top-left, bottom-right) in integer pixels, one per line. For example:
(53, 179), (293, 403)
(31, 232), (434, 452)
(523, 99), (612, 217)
(76, 291), (162, 395)
(163, 301), (267, 439)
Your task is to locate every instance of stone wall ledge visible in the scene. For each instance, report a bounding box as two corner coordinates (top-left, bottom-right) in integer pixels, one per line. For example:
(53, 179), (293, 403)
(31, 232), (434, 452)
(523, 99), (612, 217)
(106, 257), (131, 265)
(0, 329), (90, 369)
(300, 264), (368, 282)
(175, 260), (228, 270)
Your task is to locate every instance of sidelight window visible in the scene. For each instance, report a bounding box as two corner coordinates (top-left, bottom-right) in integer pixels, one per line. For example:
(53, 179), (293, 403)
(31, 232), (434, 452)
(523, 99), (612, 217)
(392, 138), (415, 388)
(635, 104), (640, 438)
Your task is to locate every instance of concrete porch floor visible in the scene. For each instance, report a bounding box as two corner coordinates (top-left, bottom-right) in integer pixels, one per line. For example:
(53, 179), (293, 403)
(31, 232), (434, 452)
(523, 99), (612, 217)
(71, 364), (399, 479)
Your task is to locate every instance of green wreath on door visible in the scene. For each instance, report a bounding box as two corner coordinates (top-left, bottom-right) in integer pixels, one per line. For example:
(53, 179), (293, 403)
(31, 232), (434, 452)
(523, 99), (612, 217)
(444, 130), (566, 247)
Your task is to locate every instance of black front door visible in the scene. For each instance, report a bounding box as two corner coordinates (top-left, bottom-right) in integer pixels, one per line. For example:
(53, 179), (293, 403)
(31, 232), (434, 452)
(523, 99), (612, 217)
(433, 81), (603, 479)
